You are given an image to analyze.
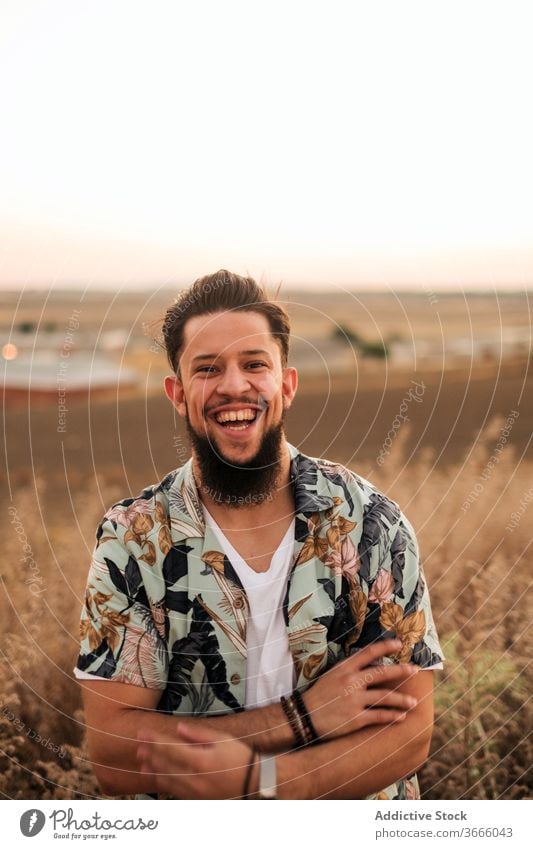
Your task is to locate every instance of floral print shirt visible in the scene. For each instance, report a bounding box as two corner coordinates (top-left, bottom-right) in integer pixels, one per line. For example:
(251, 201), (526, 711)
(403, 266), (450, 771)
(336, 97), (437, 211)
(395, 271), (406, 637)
(77, 442), (444, 800)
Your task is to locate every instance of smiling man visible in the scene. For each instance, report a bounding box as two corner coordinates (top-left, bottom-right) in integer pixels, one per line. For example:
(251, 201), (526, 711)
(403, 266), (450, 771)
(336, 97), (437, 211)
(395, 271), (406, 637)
(76, 270), (443, 800)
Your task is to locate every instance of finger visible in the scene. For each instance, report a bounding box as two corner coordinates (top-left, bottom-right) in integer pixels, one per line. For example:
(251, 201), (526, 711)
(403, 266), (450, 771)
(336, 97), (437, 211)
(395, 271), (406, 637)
(351, 640), (404, 670)
(360, 708), (408, 726)
(137, 743), (167, 772)
(364, 688), (418, 710)
(138, 756), (158, 776)
(137, 741), (170, 766)
(137, 745), (160, 774)
(363, 663), (419, 688)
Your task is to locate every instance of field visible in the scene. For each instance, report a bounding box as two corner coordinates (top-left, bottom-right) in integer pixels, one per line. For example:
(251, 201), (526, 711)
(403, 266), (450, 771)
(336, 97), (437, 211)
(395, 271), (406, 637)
(1, 288), (532, 799)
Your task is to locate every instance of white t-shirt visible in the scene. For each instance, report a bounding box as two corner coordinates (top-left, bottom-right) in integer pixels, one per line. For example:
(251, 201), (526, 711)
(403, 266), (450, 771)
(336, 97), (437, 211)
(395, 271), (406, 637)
(203, 506), (296, 709)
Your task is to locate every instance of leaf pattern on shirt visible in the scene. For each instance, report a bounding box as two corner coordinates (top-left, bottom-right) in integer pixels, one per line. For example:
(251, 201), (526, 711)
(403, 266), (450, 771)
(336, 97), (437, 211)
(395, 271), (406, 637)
(295, 511), (329, 565)
(289, 623), (328, 681)
(380, 600), (405, 631)
(211, 568), (248, 641)
(139, 539), (156, 566)
(325, 534), (361, 579)
(78, 443), (443, 803)
(79, 618), (101, 652)
(158, 524), (172, 555)
(196, 595), (247, 658)
(150, 599), (168, 641)
(123, 527), (157, 566)
(119, 621), (166, 688)
(380, 602), (426, 662)
(80, 587), (131, 653)
(201, 550), (226, 573)
(103, 496), (156, 532)
(369, 569), (395, 604)
(169, 478), (205, 538)
(296, 498), (359, 571)
(287, 594), (313, 620)
(344, 580), (368, 654)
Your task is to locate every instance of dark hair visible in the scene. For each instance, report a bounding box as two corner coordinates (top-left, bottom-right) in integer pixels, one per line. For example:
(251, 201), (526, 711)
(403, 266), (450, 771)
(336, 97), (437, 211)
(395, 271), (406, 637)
(162, 269), (290, 373)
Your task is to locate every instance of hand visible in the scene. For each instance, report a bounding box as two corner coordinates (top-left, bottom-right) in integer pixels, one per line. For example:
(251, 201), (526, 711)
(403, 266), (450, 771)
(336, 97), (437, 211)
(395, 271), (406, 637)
(303, 639), (419, 740)
(136, 722), (255, 799)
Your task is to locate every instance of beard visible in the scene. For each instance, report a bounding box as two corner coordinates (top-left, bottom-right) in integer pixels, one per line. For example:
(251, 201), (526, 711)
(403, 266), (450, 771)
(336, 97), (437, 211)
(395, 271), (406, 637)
(184, 408), (286, 507)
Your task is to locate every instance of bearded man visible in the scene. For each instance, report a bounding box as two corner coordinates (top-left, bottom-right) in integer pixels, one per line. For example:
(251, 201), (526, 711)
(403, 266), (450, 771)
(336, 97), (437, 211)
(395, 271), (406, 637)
(76, 270), (443, 800)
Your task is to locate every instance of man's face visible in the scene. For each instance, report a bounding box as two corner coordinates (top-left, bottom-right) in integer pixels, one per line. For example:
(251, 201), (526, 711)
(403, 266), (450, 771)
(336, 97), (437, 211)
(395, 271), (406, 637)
(164, 309), (297, 473)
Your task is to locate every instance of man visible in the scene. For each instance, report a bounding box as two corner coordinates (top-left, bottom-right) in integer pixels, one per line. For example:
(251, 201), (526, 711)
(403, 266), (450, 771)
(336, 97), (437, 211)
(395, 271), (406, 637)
(76, 270), (443, 799)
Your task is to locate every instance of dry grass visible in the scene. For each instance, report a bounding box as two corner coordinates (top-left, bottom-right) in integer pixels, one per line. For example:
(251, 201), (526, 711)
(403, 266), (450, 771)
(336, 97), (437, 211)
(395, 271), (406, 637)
(1, 419), (531, 799)
(375, 421), (532, 799)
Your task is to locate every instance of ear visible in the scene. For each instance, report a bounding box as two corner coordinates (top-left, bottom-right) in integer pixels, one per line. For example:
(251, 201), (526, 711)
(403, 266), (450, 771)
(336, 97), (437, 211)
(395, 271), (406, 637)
(164, 375), (187, 418)
(281, 366), (298, 410)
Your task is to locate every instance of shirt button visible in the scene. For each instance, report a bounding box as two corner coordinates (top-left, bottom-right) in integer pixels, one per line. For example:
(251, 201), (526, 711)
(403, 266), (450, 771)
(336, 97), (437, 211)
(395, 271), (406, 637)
(230, 673), (241, 685)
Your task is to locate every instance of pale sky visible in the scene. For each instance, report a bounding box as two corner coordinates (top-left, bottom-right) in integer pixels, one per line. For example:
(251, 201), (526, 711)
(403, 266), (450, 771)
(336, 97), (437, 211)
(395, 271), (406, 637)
(1, 0), (532, 290)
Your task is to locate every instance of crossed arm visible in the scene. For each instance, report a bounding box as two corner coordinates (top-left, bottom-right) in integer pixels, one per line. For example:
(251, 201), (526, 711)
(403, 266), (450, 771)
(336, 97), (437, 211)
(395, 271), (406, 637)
(81, 640), (434, 799)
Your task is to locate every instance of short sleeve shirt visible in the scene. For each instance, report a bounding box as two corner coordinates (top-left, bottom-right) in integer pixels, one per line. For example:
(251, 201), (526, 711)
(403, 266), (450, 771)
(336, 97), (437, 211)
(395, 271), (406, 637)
(77, 442), (444, 800)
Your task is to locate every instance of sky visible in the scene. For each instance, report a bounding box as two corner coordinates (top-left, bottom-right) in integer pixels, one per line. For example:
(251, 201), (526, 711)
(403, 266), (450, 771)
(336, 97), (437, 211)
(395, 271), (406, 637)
(1, 0), (532, 291)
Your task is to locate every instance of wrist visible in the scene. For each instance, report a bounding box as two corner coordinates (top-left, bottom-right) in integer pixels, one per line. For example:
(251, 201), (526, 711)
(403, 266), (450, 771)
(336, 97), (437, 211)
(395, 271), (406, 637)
(276, 750), (312, 800)
(252, 702), (297, 754)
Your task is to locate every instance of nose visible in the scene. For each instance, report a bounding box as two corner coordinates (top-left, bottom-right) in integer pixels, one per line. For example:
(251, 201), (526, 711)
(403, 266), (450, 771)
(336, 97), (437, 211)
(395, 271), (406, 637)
(214, 362), (253, 397)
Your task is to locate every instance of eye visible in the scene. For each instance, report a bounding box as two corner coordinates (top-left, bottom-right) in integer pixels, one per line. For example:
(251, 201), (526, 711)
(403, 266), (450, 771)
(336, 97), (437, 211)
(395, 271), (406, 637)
(196, 365), (218, 374)
(246, 361), (267, 369)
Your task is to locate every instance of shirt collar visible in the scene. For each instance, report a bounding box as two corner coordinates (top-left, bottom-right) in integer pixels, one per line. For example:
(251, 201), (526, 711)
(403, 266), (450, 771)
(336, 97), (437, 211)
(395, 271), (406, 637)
(168, 441), (338, 543)
(287, 442), (338, 515)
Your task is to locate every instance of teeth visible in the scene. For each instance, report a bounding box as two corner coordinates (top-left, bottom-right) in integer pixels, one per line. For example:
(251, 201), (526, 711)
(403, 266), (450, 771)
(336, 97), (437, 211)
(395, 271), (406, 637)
(215, 408), (257, 423)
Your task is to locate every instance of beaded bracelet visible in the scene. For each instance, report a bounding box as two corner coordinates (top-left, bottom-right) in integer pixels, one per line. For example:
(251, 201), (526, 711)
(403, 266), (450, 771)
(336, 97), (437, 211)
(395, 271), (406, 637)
(281, 692), (320, 747)
(292, 689), (320, 745)
(280, 694), (307, 747)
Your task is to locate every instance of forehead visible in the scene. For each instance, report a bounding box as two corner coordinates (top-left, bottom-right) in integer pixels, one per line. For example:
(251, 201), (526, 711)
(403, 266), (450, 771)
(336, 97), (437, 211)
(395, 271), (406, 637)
(181, 310), (280, 361)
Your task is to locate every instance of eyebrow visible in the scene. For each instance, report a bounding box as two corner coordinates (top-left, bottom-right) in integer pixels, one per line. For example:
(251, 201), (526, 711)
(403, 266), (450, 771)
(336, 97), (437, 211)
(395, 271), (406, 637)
(191, 349), (272, 364)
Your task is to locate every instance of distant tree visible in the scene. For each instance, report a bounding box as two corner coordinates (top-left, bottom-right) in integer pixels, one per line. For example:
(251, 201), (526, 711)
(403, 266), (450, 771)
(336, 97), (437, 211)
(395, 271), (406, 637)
(332, 324), (362, 346)
(18, 321), (35, 333)
(360, 340), (389, 359)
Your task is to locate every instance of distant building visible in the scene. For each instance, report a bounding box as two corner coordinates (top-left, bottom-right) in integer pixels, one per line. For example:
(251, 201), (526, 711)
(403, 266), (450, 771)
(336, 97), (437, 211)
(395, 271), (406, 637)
(2, 351), (139, 407)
